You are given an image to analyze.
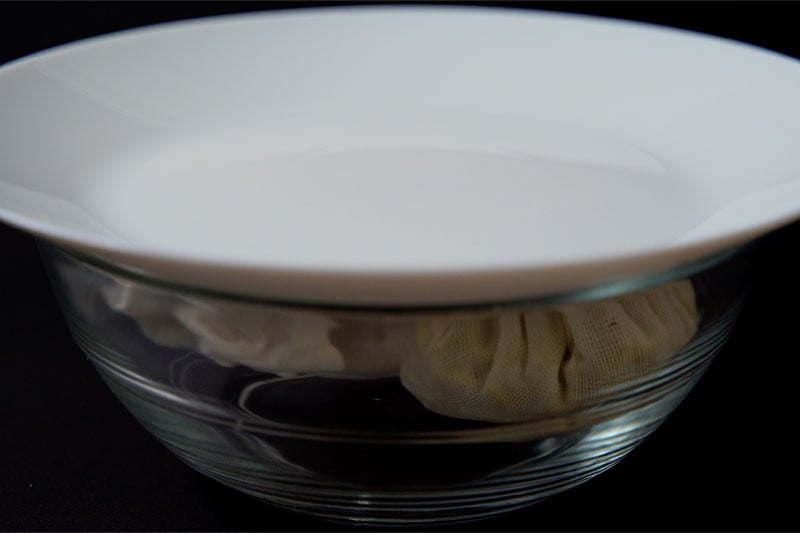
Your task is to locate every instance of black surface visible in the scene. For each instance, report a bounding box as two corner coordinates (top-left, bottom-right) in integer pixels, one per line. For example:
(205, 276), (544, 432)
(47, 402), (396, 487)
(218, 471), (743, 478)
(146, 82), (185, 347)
(2, 2), (800, 531)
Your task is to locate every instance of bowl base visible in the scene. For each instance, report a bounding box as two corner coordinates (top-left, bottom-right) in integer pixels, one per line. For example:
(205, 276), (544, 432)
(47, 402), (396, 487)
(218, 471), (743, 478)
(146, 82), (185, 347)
(99, 372), (684, 527)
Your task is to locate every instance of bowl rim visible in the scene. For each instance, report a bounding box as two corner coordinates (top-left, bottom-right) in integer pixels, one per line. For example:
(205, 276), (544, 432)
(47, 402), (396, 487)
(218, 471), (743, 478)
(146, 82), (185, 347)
(41, 239), (745, 313)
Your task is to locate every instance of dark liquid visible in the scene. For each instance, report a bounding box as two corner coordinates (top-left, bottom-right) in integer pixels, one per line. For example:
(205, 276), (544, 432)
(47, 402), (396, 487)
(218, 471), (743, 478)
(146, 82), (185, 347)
(163, 353), (575, 489)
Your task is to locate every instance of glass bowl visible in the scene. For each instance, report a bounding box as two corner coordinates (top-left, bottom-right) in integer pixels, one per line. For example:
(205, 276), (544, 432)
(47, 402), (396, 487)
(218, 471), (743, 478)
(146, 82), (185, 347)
(39, 240), (751, 527)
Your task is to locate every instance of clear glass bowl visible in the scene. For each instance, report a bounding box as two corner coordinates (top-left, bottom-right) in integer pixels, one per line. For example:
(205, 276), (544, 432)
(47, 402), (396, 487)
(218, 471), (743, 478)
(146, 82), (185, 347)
(39, 240), (750, 527)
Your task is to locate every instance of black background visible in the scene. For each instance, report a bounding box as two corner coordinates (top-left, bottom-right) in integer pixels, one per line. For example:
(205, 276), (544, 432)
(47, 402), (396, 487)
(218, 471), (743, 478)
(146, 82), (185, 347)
(1, 1), (800, 531)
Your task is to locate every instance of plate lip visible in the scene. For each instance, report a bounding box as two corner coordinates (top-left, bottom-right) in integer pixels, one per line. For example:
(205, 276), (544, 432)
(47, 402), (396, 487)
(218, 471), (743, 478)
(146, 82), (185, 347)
(2, 4), (800, 304)
(3, 3), (800, 75)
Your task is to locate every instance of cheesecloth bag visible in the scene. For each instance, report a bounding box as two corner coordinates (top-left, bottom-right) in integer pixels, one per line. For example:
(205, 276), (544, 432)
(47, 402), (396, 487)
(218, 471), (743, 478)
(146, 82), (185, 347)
(104, 276), (699, 422)
(103, 281), (346, 375)
(102, 281), (414, 377)
(399, 279), (700, 422)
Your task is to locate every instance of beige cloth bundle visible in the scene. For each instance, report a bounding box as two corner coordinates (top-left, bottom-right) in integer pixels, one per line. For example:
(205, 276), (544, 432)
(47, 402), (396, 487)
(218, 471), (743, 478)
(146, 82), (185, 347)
(399, 280), (699, 422)
(105, 278), (699, 422)
(104, 281), (345, 375)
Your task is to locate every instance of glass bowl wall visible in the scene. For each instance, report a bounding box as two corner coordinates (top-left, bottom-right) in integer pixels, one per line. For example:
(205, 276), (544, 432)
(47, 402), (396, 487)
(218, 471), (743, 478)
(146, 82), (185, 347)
(40, 241), (749, 526)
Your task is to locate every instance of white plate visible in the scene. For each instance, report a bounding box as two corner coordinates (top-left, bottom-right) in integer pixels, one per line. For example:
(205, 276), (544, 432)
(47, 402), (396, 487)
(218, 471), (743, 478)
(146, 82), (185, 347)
(2, 6), (800, 305)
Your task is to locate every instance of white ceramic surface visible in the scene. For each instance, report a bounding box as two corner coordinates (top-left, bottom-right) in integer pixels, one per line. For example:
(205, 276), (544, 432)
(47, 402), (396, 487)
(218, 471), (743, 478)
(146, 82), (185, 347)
(1, 6), (800, 305)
